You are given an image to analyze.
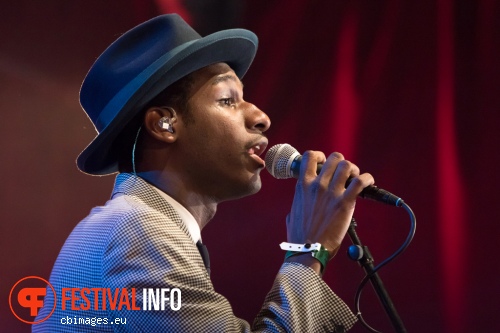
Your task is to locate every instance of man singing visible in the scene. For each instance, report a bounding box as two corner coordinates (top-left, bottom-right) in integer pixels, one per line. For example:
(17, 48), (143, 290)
(34, 14), (374, 332)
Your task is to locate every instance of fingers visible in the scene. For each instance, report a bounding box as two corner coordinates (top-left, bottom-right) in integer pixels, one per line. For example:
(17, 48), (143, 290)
(316, 152), (344, 188)
(323, 153), (359, 193)
(288, 150), (376, 267)
(299, 151), (326, 180)
(301, 150), (374, 198)
(318, 152), (362, 195)
(343, 172), (375, 201)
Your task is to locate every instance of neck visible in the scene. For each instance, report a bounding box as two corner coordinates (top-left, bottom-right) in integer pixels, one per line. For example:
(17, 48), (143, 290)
(136, 170), (217, 230)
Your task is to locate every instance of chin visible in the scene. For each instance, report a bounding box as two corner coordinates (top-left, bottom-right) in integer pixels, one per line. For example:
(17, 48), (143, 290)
(247, 178), (263, 195)
(247, 171), (263, 193)
(223, 174), (263, 202)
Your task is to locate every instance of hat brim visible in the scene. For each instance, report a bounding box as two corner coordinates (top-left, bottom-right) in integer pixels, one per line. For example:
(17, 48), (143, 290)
(77, 28), (258, 175)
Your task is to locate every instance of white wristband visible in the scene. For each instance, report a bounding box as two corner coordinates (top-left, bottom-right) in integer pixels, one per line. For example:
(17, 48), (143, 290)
(280, 242), (322, 252)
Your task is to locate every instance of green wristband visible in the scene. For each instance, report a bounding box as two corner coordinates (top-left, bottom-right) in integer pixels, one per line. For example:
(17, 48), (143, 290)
(284, 245), (329, 272)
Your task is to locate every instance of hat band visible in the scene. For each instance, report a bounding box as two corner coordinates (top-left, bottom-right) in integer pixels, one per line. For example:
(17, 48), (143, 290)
(95, 40), (198, 132)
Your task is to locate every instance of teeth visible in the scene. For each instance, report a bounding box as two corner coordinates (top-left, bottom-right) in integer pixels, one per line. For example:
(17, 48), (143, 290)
(249, 143), (265, 156)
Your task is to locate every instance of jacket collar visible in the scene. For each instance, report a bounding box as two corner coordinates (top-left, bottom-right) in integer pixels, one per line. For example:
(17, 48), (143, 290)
(111, 173), (191, 239)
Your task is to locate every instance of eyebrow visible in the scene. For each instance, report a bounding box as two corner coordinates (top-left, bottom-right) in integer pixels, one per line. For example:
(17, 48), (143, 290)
(211, 74), (244, 89)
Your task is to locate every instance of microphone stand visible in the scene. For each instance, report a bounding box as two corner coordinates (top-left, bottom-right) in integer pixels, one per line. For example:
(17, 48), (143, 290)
(347, 218), (407, 333)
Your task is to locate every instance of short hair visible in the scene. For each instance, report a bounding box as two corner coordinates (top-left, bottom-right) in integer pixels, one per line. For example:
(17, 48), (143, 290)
(116, 73), (195, 173)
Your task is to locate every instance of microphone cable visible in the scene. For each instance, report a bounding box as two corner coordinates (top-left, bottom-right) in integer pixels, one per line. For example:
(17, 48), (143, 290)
(352, 202), (416, 333)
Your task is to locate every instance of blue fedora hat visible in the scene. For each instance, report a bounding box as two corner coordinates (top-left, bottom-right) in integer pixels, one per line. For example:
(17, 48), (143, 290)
(77, 14), (258, 175)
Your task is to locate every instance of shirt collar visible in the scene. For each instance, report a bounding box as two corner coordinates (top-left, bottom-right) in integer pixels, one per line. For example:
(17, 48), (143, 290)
(150, 185), (201, 244)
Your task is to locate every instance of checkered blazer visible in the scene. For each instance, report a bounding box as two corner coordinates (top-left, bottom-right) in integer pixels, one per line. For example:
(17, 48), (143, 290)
(33, 173), (357, 332)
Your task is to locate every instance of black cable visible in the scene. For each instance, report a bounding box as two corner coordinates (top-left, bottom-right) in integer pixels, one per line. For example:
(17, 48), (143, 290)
(354, 202), (416, 332)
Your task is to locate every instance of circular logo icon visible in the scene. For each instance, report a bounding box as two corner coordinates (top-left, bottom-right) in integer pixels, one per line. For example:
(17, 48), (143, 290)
(9, 276), (56, 324)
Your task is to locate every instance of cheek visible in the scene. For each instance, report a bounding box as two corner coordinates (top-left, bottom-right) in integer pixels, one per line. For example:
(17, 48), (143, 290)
(185, 117), (231, 162)
(205, 122), (247, 169)
(196, 111), (242, 142)
(185, 103), (247, 160)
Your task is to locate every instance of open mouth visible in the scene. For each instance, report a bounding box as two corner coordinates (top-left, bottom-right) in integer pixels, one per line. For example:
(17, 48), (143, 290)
(247, 139), (268, 156)
(247, 139), (268, 167)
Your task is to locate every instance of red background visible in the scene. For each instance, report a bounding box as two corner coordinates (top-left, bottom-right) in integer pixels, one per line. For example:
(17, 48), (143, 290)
(1, 1), (499, 332)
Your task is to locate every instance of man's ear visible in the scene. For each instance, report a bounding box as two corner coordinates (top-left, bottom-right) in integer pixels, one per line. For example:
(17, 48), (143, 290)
(143, 107), (178, 143)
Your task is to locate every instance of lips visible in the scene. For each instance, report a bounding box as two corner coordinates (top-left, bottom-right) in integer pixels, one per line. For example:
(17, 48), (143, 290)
(248, 143), (265, 156)
(247, 139), (268, 167)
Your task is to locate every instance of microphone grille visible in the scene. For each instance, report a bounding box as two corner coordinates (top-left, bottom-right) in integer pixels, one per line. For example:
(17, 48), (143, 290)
(264, 143), (299, 179)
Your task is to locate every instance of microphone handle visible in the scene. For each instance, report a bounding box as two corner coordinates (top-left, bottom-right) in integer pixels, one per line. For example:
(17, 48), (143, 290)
(290, 156), (403, 206)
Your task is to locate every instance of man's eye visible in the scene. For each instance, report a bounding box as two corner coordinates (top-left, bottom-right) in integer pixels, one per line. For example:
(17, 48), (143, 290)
(219, 98), (234, 106)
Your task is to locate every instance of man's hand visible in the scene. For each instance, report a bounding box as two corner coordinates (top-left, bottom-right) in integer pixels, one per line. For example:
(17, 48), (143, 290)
(285, 151), (374, 273)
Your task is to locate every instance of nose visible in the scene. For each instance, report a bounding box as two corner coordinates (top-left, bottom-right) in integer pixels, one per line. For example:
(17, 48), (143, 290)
(245, 103), (271, 133)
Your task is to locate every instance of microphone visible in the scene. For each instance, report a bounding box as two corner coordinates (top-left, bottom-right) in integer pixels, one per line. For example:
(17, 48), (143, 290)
(265, 143), (403, 206)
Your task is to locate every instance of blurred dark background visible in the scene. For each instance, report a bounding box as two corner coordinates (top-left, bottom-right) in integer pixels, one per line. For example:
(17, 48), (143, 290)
(1, 0), (499, 332)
